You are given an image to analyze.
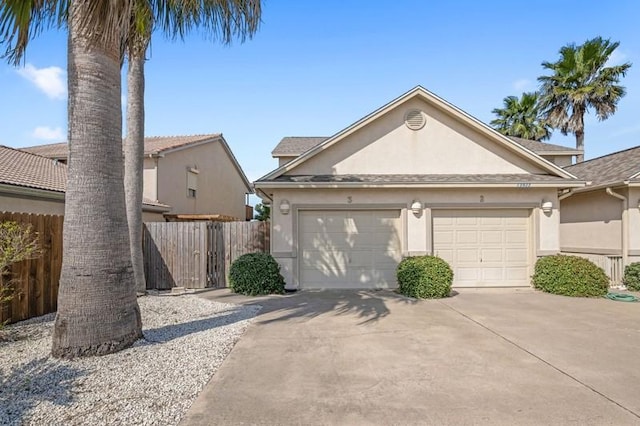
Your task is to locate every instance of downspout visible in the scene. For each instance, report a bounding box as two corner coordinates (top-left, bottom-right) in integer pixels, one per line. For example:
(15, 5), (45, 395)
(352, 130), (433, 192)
(605, 188), (628, 266)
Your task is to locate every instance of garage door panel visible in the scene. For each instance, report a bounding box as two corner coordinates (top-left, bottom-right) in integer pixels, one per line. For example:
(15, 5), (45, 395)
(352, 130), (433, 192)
(300, 210), (402, 289)
(433, 209), (530, 287)
(480, 230), (503, 244)
(456, 230), (478, 244)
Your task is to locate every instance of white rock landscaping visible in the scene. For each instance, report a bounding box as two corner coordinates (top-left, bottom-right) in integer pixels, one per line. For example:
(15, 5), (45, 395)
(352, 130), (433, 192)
(0, 295), (260, 425)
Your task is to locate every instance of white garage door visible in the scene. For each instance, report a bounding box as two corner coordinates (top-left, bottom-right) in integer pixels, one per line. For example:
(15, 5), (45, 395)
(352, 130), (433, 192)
(433, 209), (530, 287)
(299, 210), (402, 289)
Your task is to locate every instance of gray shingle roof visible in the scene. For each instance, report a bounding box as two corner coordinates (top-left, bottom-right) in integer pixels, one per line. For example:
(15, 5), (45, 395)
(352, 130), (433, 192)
(507, 137), (581, 154)
(270, 136), (579, 158)
(564, 146), (640, 184)
(22, 134), (222, 159)
(268, 174), (573, 184)
(271, 137), (329, 156)
(0, 145), (66, 192)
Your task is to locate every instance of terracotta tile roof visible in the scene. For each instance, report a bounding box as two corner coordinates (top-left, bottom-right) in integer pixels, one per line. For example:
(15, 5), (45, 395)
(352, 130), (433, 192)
(20, 142), (68, 160)
(0, 145), (169, 209)
(22, 134), (222, 159)
(564, 146), (640, 184)
(270, 136), (579, 158)
(0, 145), (66, 192)
(267, 174), (574, 184)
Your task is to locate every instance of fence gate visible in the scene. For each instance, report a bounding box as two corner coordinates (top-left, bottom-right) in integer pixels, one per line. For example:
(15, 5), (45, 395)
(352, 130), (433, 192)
(143, 222), (208, 290)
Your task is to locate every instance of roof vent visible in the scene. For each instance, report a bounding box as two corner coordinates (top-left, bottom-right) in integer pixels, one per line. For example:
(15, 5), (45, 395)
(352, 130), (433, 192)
(405, 109), (426, 130)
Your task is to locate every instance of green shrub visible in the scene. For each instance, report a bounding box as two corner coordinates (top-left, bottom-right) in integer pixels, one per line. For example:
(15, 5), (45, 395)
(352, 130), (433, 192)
(532, 255), (609, 297)
(623, 262), (640, 291)
(396, 255), (453, 299)
(229, 252), (285, 296)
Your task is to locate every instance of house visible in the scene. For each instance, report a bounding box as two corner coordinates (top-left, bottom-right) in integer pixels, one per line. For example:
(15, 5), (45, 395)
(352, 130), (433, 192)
(254, 86), (585, 290)
(0, 145), (169, 220)
(272, 136), (582, 168)
(23, 134), (253, 221)
(559, 146), (640, 282)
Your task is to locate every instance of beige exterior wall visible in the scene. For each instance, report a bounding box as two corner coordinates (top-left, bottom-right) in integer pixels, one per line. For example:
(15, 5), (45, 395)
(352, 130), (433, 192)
(278, 156), (295, 167)
(541, 155), (573, 168)
(270, 187), (559, 289)
(560, 189), (623, 254)
(628, 187), (640, 256)
(142, 210), (166, 222)
(143, 158), (158, 201)
(156, 142), (249, 219)
(0, 194), (65, 215)
(291, 98), (548, 176)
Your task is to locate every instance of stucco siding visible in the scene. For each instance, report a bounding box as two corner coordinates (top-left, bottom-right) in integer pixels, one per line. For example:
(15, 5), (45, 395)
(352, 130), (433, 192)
(629, 187), (640, 254)
(290, 98), (548, 176)
(0, 195), (65, 215)
(270, 187), (558, 288)
(156, 142), (249, 219)
(143, 158), (158, 201)
(542, 155), (573, 168)
(560, 190), (623, 254)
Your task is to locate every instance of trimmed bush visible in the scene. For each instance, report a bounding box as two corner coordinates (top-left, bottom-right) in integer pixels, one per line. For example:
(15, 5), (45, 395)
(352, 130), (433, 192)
(623, 262), (640, 291)
(396, 255), (453, 299)
(229, 252), (285, 296)
(532, 255), (609, 297)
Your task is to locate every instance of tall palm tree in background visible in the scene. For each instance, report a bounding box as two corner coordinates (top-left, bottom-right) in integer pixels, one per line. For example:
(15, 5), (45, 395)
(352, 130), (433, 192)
(124, 0), (261, 294)
(490, 92), (551, 141)
(538, 37), (631, 163)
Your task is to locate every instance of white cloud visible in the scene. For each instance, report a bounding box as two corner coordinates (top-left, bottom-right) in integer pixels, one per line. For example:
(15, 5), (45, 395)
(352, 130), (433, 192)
(17, 64), (66, 99)
(32, 126), (65, 141)
(512, 79), (533, 92)
(605, 50), (629, 67)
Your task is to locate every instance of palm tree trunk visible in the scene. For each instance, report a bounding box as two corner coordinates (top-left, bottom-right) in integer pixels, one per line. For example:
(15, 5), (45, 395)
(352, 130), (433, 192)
(52, 2), (142, 359)
(124, 52), (147, 294)
(576, 129), (585, 163)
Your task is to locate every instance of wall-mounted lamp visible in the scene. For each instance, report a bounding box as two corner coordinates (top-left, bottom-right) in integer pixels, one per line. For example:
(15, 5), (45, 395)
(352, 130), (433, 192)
(279, 199), (290, 215)
(411, 200), (423, 216)
(541, 200), (553, 214)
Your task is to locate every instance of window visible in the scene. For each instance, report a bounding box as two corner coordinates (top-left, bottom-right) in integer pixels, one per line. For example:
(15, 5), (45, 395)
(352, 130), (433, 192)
(187, 168), (198, 198)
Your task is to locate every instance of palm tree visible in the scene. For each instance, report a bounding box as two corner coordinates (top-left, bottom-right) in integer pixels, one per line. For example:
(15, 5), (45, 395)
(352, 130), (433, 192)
(490, 92), (551, 141)
(538, 37), (632, 162)
(123, 0), (261, 294)
(1, 0), (142, 358)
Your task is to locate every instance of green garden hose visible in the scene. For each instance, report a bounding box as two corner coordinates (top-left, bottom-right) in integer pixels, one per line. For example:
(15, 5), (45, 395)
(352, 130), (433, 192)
(605, 292), (639, 302)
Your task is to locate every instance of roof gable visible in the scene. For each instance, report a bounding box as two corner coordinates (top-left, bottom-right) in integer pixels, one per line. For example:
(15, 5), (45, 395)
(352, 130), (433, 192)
(259, 86), (576, 181)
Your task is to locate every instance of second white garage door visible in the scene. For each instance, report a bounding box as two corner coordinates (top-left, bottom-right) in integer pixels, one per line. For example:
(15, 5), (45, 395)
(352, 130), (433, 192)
(432, 209), (530, 287)
(299, 210), (402, 289)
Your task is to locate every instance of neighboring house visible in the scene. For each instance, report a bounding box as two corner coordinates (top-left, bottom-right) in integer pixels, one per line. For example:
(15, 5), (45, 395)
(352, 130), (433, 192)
(255, 86), (585, 290)
(0, 145), (169, 220)
(23, 134), (253, 221)
(272, 136), (581, 168)
(559, 146), (640, 282)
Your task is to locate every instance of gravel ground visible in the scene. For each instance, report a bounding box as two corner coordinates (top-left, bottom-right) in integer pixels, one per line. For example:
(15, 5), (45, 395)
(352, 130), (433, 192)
(0, 295), (260, 425)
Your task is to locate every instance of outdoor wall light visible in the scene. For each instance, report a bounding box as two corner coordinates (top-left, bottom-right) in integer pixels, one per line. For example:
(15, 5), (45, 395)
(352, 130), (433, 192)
(411, 200), (423, 215)
(279, 199), (291, 215)
(541, 200), (553, 214)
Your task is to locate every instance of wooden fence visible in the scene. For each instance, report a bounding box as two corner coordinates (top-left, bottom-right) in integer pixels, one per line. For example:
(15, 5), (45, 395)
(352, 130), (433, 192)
(143, 221), (270, 290)
(0, 212), (64, 324)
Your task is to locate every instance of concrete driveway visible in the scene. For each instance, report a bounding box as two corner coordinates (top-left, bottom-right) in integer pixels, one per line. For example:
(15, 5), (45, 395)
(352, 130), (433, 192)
(182, 288), (640, 425)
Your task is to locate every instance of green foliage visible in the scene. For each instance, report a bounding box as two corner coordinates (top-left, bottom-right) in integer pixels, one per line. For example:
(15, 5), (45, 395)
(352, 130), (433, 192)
(229, 252), (285, 296)
(491, 92), (552, 141)
(254, 203), (270, 221)
(532, 255), (609, 297)
(623, 262), (640, 291)
(0, 221), (42, 328)
(396, 255), (453, 299)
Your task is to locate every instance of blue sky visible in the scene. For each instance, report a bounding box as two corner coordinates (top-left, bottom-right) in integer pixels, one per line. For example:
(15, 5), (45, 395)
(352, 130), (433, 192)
(1, 0), (639, 185)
